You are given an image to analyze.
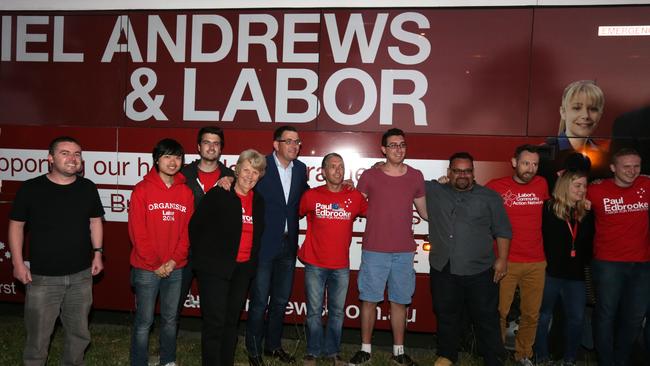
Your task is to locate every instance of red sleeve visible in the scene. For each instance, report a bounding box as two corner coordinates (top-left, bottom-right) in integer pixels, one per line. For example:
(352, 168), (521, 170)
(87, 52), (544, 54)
(128, 186), (160, 268)
(540, 177), (550, 200)
(172, 190), (193, 265)
(299, 189), (313, 217)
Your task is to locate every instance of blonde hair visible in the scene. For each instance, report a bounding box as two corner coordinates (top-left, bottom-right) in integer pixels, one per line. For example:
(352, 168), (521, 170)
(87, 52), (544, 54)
(558, 80), (605, 135)
(235, 149), (266, 178)
(551, 170), (588, 221)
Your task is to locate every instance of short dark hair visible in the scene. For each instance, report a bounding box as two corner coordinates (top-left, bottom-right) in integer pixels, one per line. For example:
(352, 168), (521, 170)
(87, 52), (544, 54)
(49, 136), (81, 155)
(514, 144), (539, 160)
(273, 126), (298, 141)
(611, 147), (641, 164)
(381, 128), (405, 147)
(197, 126), (225, 148)
(321, 152), (343, 168)
(449, 152), (474, 166)
(152, 138), (184, 171)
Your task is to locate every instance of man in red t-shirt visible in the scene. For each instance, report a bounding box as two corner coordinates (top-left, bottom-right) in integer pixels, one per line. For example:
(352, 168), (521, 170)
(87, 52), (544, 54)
(486, 145), (549, 366)
(587, 148), (650, 366)
(298, 153), (367, 365)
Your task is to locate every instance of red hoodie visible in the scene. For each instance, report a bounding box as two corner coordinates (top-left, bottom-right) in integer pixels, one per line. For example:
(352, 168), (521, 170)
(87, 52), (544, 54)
(128, 168), (194, 271)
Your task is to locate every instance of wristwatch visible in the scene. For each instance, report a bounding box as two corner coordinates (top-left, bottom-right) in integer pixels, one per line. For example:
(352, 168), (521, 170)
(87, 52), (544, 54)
(93, 247), (104, 254)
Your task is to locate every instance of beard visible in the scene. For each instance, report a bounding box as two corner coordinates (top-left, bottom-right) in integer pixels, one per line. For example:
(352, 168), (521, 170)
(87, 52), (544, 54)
(453, 177), (471, 191)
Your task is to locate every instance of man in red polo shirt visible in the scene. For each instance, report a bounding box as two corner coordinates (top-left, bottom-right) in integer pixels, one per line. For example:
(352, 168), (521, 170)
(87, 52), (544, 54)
(486, 145), (549, 366)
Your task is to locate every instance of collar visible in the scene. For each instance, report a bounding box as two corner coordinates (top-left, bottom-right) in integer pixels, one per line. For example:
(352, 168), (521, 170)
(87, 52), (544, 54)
(273, 151), (294, 170)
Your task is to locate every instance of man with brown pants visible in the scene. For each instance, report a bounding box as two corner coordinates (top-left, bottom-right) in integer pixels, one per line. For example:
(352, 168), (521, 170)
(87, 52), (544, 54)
(486, 145), (549, 366)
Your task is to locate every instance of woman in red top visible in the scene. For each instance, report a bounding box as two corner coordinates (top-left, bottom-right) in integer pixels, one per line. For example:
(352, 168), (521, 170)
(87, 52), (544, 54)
(189, 149), (267, 366)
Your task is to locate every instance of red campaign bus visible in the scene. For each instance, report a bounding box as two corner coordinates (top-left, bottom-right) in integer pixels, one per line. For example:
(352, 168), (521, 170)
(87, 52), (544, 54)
(1, 0), (649, 333)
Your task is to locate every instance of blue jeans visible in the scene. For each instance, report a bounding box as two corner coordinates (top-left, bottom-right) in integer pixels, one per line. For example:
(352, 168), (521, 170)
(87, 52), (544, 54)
(534, 275), (586, 363)
(592, 260), (650, 366)
(246, 236), (297, 357)
(304, 264), (349, 357)
(130, 268), (182, 366)
(24, 268), (93, 366)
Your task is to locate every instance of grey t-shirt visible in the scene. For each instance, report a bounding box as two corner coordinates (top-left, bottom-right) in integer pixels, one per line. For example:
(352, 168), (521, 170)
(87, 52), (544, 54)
(425, 180), (512, 276)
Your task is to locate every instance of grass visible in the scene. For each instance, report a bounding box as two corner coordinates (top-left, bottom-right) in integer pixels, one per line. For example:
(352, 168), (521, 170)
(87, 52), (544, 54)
(0, 311), (485, 366)
(0, 307), (609, 365)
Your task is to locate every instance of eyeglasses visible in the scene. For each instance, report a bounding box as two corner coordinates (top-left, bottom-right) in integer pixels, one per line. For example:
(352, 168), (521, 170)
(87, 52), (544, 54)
(200, 140), (222, 147)
(277, 139), (302, 146)
(385, 143), (407, 150)
(450, 168), (473, 175)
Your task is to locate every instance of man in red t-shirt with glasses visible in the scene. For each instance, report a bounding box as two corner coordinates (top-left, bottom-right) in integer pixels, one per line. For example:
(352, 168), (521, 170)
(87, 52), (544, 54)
(587, 148), (650, 366)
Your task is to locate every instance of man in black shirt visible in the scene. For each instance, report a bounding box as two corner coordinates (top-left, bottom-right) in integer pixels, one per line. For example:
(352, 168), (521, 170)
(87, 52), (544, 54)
(9, 136), (105, 366)
(425, 152), (511, 366)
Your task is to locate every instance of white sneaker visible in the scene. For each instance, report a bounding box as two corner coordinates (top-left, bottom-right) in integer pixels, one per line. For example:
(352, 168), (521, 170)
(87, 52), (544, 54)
(161, 363), (177, 366)
(517, 358), (534, 366)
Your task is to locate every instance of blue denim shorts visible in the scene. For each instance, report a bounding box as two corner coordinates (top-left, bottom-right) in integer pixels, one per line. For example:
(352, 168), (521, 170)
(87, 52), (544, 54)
(357, 250), (415, 304)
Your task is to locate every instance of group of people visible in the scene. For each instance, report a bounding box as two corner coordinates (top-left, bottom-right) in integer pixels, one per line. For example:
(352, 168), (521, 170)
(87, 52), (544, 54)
(7, 112), (649, 366)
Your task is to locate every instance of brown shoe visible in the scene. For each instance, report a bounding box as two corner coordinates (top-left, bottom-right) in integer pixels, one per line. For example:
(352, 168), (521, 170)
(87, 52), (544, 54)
(303, 354), (317, 366)
(330, 355), (346, 366)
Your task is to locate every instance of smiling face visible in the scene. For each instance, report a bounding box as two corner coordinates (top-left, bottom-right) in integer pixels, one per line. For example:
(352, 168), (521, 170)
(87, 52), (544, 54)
(48, 141), (82, 178)
(381, 135), (407, 165)
(273, 130), (300, 166)
(567, 176), (588, 204)
(157, 154), (182, 179)
(448, 158), (474, 191)
(560, 91), (603, 138)
(323, 155), (345, 187)
(611, 153), (641, 188)
(198, 132), (222, 162)
(235, 159), (261, 195)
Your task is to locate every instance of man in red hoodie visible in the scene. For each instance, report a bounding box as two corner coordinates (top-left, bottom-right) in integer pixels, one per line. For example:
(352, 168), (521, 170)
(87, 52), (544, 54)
(128, 138), (194, 366)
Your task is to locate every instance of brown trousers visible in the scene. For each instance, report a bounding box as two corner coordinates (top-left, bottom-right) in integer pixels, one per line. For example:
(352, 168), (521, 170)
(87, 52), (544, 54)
(498, 261), (546, 361)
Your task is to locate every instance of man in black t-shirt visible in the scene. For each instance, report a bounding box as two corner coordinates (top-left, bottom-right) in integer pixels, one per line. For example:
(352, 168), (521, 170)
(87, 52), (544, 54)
(9, 136), (105, 366)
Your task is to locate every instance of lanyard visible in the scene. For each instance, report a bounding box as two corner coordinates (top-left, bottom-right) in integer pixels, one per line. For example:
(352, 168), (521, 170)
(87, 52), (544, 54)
(566, 217), (579, 258)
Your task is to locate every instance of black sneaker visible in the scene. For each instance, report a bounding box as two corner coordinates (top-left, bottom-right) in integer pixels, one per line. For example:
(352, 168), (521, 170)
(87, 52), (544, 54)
(391, 354), (418, 366)
(264, 348), (296, 364)
(348, 350), (371, 366)
(249, 355), (266, 366)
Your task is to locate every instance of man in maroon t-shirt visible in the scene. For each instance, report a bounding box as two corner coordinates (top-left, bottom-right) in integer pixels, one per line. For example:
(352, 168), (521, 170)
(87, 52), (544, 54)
(587, 148), (650, 366)
(486, 145), (549, 366)
(348, 128), (427, 366)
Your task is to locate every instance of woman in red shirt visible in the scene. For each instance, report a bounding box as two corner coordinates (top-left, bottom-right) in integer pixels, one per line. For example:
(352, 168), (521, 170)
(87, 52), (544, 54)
(189, 149), (267, 366)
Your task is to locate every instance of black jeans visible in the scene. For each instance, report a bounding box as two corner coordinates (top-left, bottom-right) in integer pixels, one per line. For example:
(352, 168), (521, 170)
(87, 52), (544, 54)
(430, 263), (506, 366)
(196, 262), (254, 366)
